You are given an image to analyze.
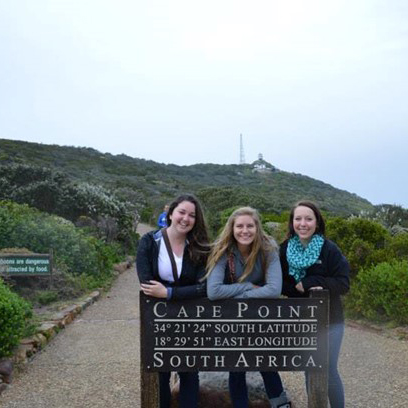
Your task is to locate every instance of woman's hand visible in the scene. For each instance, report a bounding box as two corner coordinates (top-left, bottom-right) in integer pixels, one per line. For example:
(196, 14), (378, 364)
(295, 281), (305, 293)
(140, 280), (168, 298)
(295, 282), (324, 293)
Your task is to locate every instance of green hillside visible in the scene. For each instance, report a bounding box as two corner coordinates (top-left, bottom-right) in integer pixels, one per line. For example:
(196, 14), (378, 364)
(0, 138), (374, 217)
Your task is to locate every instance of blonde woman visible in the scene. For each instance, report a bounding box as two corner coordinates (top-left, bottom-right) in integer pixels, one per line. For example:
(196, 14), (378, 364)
(206, 207), (291, 408)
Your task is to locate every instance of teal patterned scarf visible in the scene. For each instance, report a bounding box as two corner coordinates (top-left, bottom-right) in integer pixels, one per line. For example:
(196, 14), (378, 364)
(287, 234), (324, 283)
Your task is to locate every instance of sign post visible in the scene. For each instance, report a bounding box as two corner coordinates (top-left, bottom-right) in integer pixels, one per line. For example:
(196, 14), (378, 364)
(140, 292), (329, 407)
(140, 297), (159, 408)
(307, 289), (329, 408)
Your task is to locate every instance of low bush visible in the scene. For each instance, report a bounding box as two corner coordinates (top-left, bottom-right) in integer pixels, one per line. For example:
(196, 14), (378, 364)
(345, 260), (408, 325)
(0, 201), (123, 278)
(387, 232), (408, 260)
(35, 290), (59, 305)
(0, 163), (139, 251)
(0, 279), (32, 358)
(326, 217), (389, 276)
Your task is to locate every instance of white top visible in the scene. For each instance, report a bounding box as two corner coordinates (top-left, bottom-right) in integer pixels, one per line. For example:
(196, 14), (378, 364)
(158, 237), (183, 282)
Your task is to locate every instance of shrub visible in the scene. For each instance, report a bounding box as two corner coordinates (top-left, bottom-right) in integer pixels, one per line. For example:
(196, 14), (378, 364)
(0, 164), (138, 251)
(327, 217), (389, 251)
(387, 233), (408, 260)
(326, 217), (390, 276)
(363, 204), (408, 229)
(64, 271), (111, 293)
(262, 211), (290, 224)
(35, 290), (59, 305)
(0, 201), (121, 277)
(0, 280), (32, 357)
(346, 260), (408, 325)
(140, 206), (154, 223)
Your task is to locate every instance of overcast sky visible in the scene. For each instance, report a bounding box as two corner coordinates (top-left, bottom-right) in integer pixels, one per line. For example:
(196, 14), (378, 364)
(1, 0), (407, 208)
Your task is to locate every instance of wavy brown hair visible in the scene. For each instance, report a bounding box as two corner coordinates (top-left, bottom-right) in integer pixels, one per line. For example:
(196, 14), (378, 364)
(205, 207), (277, 282)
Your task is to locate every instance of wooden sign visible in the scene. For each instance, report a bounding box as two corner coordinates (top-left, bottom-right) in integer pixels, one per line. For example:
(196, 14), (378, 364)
(140, 293), (328, 372)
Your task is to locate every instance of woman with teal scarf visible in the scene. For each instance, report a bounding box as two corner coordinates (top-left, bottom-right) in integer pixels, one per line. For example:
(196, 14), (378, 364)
(280, 201), (350, 408)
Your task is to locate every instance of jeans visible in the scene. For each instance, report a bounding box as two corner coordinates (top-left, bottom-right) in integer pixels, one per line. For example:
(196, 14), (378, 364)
(229, 371), (284, 408)
(306, 323), (345, 408)
(159, 371), (199, 408)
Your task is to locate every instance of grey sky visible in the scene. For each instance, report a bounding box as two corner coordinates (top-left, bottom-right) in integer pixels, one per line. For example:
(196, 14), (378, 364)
(1, 0), (407, 208)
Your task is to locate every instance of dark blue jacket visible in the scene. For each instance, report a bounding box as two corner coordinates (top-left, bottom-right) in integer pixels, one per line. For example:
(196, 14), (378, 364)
(136, 229), (206, 300)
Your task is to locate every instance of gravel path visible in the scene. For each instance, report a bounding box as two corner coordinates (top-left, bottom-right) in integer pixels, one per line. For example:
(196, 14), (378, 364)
(1, 224), (407, 407)
(137, 222), (156, 237)
(0, 266), (142, 408)
(199, 323), (408, 407)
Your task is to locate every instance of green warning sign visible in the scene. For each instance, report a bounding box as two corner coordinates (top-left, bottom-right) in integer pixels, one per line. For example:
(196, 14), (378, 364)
(0, 254), (51, 276)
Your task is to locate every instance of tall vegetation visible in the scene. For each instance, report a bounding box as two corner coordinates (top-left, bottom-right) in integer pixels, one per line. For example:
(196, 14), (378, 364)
(346, 261), (408, 324)
(363, 204), (408, 229)
(0, 201), (122, 285)
(326, 217), (390, 276)
(0, 163), (138, 252)
(0, 138), (374, 221)
(324, 217), (408, 324)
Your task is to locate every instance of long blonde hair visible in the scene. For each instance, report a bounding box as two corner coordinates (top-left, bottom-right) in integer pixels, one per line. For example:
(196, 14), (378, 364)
(205, 207), (277, 282)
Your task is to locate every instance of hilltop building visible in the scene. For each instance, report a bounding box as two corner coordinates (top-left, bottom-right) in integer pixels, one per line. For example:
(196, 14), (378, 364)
(252, 153), (277, 173)
(238, 136), (278, 173)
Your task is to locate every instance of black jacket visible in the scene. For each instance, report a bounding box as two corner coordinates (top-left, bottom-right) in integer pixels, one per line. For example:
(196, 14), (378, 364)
(136, 229), (206, 300)
(280, 238), (350, 324)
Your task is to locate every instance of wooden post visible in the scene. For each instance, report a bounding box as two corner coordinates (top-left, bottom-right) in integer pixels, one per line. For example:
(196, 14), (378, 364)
(49, 248), (54, 289)
(307, 289), (329, 408)
(140, 295), (159, 408)
(141, 371), (159, 407)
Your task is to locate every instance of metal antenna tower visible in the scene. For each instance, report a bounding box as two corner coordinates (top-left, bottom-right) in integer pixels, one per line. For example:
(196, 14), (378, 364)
(239, 134), (245, 164)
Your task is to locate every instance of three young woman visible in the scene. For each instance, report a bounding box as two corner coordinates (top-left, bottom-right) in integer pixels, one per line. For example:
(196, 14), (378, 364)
(205, 207), (291, 408)
(280, 201), (350, 408)
(138, 198), (349, 408)
(136, 194), (210, 408)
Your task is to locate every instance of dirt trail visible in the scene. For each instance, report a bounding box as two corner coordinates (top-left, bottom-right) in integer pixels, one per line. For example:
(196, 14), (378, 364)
(137, 222), (155, 236)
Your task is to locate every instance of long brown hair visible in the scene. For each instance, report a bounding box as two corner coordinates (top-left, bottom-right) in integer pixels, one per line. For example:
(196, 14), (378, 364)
(167, 194), (210, 264)
(205, 207), (277, 282)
